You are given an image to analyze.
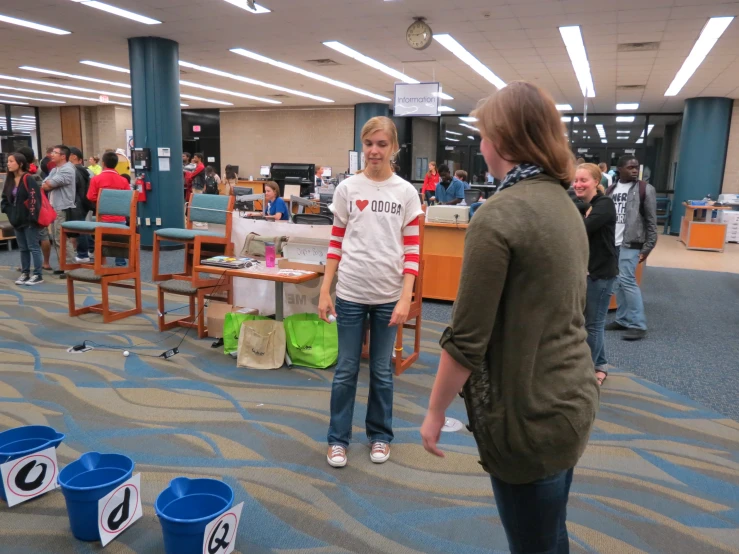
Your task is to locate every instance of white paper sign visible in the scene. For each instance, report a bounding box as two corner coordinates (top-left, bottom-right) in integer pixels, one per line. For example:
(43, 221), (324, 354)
(202, 501), (244, 554)
(394, 82), (440, 117)
(97, 473), (142, 547)
(348, 151), (359, 175)
(0, 446), (59, 507)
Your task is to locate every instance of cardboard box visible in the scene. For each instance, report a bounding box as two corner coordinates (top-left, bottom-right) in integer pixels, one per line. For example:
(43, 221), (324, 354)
(206, 304), (258, 338)
(278, 259), (326, 274)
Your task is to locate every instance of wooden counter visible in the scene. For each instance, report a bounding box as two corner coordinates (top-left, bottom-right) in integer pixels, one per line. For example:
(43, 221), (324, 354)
(679, 203), (730, 251)
(422, 221), (468, 301)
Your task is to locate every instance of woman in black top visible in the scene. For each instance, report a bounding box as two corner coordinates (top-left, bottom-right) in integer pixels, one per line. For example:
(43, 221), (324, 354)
(574, 163), (618, 385)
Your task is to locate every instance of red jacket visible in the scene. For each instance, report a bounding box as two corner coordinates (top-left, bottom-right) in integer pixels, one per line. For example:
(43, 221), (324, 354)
(87, 170), (130, 223)
(422, 172), (440, 193)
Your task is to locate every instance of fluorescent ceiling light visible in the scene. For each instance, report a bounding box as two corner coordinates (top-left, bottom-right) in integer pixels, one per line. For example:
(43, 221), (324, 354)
(438, 106), (455, 112)
(617, 130), (630, 134)
(556, 104), (573, 111)
(21, 115), (35, 119)
(616, 103), (639, 110)
(446, 130), (462, 135)
(180, 94), (233, 106)
(616, 136), (629, 140)
(665, 17), (734, 96)
(447, 138), (460, 142)
(467, 135), (475, 140)
(0, 92), (65, 104)
(434, 34), (506, 89)
(179, 80), (280, 104)
(80, 60), (129, 73)
(459, 116), (477, 123)
(561, 116), (581, 122)
(616, 116), (635, 122)
(0, 74), (130, 98)
(595, 124), (606, 137)
(638, 124), (655, 139)
(437, 92), (453, 100)
(178, 60), (333, 103)
(230, 48), (390, 101)
(573, 130), (579, 133)
(559, 26), (595, 98)
(0, 100), (28, 105)
(0, 14), (70, 35)
(180, 103), (189, 107)
(222, 0), (271, 13)
(460, 123), (479, 131)
(601, 139), (607, 143)
(20, 66), (130, 88)
(69, 1), (161, 24)
(0, 83), (110, 102)
(636, 139), (644, 144)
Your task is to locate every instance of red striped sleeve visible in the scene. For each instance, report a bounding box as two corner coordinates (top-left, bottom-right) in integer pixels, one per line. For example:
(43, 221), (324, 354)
(328, 224), (346, 260)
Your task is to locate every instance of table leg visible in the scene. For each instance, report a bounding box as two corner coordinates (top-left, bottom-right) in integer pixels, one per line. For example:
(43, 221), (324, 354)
(275, 281), (284, 321)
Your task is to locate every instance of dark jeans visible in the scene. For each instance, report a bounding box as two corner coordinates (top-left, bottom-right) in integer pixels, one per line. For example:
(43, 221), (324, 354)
(76, 233), (89, 258)
(585, 276), (616, 369)
(424, 190), (434, 204)
(14, 226), (42, 277)
(491, 468), (574, 554)
(327, 297), (398, 447)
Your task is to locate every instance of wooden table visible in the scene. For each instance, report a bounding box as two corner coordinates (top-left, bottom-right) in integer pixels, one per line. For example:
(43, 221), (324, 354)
(680, 203), (731, 251)
(194, 264), (321, 320)
(422, 222), (467, 301)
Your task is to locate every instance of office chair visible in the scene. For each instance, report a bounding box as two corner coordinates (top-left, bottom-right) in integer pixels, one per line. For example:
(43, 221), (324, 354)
(656, 197), (672, 234)
(292, 213), (333, 225)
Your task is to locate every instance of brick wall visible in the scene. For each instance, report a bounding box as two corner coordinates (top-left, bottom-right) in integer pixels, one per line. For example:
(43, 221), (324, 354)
(220, 107), (354, 178)
(38, 107), (62, 153)
(721, 103), (739, 194)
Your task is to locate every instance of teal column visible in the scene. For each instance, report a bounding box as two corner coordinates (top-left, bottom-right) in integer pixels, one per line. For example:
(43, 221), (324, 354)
(128, 37), (184, 248)
(670, 97), (733, 232)
(354, 103), (390, 151)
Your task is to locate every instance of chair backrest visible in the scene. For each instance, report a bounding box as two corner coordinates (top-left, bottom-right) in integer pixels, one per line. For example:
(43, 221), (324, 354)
(98, 189), (134, 219)
(292, 213), (333, 225)
(656, 197), (670, 211)
(189, 193), (231, 225)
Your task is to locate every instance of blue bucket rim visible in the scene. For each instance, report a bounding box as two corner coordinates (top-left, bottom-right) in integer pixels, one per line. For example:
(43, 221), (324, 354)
(0, 425), (65, 459)
(155, 477), (234, 525)
(58, 452), (134, 492)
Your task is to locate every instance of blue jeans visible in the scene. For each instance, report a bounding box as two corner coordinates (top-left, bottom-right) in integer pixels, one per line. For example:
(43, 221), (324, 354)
(114, 258), (127, 267)
(585, 276), (616, 368)
(14, 226), (42, 277)
(614, 246), (647, 330)
(327, 297), (397, 447)
(76, 233), (89, 259)
(491, 468), (574, 554)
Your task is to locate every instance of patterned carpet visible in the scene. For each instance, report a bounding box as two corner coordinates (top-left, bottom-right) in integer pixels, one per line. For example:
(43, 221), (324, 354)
(0, 267), (738, 554)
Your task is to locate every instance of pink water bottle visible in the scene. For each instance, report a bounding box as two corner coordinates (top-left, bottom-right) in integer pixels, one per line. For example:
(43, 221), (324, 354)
(265, 241), (276, 268)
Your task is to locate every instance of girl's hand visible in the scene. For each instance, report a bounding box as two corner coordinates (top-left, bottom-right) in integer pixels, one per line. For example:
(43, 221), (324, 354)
(389, 297), (411, 327)
(318, 290), (336, 323)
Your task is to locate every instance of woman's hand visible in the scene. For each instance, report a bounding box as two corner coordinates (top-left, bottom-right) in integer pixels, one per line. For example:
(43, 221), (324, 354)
(389, 297), (411, 327)
(318, 289), (336, 323)
(421, 409), (446, 457)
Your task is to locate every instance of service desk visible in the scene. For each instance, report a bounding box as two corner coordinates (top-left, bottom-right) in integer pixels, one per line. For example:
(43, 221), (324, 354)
(422, 222), (467, 301)
(680, 203), (731, 251)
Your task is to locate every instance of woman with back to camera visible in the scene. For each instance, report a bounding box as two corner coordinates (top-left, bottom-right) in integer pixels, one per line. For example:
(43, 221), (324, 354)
(574, 163), (618, 386)
(420, 82), (599, 554)
(223, 165), (238, 196)
(319, 116), (423, 468)
(421, 161), (439, 204)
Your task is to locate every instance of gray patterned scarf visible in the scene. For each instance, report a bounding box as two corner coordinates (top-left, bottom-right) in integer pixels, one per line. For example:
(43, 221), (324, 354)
(498, 163), (543, 192)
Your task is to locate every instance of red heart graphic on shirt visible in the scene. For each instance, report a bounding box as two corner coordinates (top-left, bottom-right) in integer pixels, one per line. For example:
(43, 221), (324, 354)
(356, 199), (369, 211)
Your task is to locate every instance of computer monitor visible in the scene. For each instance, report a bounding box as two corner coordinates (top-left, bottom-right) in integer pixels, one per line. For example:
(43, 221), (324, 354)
(322, 167), (332, 178)
(260, 165), (270, 177)
(233, 186), (254, 211)
(270, 163), (315, 198)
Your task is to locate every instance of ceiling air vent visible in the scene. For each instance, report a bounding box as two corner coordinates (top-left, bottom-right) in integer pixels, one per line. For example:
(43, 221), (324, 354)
(268, 94), (289, 98)
(616, 85), (646, 91)
(618, 42), (660, 52)
(304, 58), (341, 67)
(43, 75), (71, 82)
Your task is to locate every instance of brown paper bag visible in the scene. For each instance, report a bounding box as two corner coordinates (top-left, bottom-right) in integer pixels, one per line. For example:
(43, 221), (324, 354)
(236, 320), (286, 370)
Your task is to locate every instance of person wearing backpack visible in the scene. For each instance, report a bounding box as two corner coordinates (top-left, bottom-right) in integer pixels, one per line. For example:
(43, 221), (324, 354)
(605, 155), (657, 341)
(69, 147), (95, 263)
(203, 166), (220, 195)
(1, 152), (44, 285)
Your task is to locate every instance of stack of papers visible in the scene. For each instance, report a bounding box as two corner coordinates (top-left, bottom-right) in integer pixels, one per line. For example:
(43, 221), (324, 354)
(200, 256), (257, 269)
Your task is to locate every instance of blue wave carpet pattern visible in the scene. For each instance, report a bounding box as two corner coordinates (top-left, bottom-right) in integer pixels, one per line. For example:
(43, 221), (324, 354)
(0, 267), (738, 554)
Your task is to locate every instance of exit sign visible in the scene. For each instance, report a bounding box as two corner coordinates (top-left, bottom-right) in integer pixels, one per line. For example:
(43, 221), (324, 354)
(193, 125), (201, 132)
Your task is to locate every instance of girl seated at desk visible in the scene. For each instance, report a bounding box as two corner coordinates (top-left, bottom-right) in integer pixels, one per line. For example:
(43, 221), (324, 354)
(265, 181), (290, 221)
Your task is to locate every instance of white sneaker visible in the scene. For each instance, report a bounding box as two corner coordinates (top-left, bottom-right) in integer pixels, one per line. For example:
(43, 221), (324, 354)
(327, 445), (347, 468)
(15, 273), (30, 285)
(25, 275), (44, 286)
(75, 256), (91, 263)
(370, 442), (390, 464)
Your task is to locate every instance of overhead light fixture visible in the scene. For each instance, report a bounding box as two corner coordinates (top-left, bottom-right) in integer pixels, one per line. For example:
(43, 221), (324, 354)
(179, 80), (280, 104)
(467, 135), (475, 140)
(616, 136), (629, 140)
(559, 26), (595, 97)
(0, 83), (112, 102)
(595, 124), (606, 137)
(573, 130), (579, 133)
(638, 124), (655, 139)
(19, 66), (130, 88)
(230, 48), (390, 101)
(0, 14), (70, 35)
(447, 138), (460, 142)
(178, 60), (333, 103)
(460, 123), (479, 131)
(616, 103), (639, 110)
(0, 92), (65, 104)
(446, 130), (462, 135)
(665, 17), (734, 96)
(617, 130), (630, 134)
(180, 94), (234, 106)
(80, 60), (129, 73)
(601, 139), (607, 143)
(69, 1), (161, 24)
(636, 139), (644, 144)
(180, 103), (189, 107)
(438, 106), (455, 112)
(434, 34), (506, 89)
(0, 100), (28, 105)
(556, 104), (573, 111)
(459, 116), (477, 123)
(222, 0), (270, 13)
(561, 116), (581, 122)
(616, 116), (635, 122)
(0, 74), (130, 98)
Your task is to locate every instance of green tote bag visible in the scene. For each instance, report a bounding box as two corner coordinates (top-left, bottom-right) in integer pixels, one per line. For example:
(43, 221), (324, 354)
(223, 312), (270, 355)
(283, 313), (338, 369)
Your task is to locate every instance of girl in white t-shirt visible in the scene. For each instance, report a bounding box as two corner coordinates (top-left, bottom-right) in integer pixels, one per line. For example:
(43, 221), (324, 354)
(319, 116), (423, 468)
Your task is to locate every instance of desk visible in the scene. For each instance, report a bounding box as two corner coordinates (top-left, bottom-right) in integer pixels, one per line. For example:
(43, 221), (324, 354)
(471, 184), (497, 198)
(422, 222), (467, 301)
(236, 180), (267, 194)
(680, 203), (731, 251)
(194, 264), (320, 320)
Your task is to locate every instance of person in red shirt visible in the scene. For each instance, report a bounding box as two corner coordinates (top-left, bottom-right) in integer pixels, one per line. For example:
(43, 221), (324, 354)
(87, 151), (131, 267)
(184, 152), (206, 200)
(421, 161), (440, 205)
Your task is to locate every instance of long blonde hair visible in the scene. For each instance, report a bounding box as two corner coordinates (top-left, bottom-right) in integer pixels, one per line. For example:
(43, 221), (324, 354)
(472, 81), (574, 188)
(360, 116), (400, 168)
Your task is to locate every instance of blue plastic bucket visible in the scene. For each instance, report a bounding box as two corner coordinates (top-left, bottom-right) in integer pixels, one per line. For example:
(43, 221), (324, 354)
(156, 477), (234, 554)
(0, 425), (65, 501)
(58, 452), (134, 541)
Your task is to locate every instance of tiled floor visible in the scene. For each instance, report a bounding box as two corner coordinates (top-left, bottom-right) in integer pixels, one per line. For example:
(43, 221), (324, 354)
(649, 233), (739, 274)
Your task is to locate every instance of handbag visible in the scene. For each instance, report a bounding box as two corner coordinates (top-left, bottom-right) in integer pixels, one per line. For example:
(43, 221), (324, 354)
(284, 313), (338, 369)
(23, 174), (56, 227)
(240, 232), (287, 258)
(223, 312), (270, 355)
(236, 320), (286, 370)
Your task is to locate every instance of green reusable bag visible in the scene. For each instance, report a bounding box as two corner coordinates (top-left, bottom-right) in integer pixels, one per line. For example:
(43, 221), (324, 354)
(223, 312), (270, 355)
(283, 313), (338, 369)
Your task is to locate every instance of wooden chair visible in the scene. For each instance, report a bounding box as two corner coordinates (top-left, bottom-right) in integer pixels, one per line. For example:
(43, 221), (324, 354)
(362, 215), (426, 376)
(61, 189), (142, 323)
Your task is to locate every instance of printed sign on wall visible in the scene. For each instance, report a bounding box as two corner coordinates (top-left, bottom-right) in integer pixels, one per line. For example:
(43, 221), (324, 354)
(0, 446), (59, 507)
(97, 473), (143, 546)
(202, 502), (244, 554)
